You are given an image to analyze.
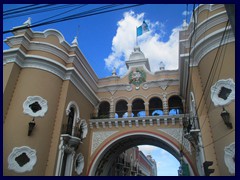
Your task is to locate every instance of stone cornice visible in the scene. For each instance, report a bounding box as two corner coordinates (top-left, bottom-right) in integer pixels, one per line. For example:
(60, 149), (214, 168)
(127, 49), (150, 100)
(3, 48), (100, 106)
(5, 28), (99, 87)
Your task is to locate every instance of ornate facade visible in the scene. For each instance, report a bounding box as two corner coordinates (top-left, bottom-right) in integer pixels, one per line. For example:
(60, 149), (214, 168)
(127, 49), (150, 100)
(3, 4), (234, 176)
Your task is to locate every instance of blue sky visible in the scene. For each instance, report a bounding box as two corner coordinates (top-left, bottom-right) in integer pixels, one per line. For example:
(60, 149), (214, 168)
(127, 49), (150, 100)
(3, 4), (193, 176)
(3, 4), (194, 78)
(138, 145), (180, 176)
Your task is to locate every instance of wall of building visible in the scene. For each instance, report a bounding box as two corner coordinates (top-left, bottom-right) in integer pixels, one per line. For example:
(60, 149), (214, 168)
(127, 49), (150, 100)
(3, 68), (63, 175)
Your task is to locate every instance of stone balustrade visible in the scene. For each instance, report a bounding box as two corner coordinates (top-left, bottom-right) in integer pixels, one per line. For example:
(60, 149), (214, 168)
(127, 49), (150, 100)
(89, 114), (189, 129)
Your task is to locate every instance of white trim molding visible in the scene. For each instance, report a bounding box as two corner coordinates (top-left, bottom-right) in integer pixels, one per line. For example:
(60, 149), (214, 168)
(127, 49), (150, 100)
(8, 146), (37, 173)
(211, 79), (235, 107)
(23, 96), (48, 117)
(79, 119), (88, 139)
(75, 153), (84, 175)
(66, 101), (80, 136)
(224, 142), (235, 175)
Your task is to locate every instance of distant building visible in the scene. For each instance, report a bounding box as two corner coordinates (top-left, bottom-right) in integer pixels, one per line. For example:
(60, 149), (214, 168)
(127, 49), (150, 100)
(109, 147), (156, 176)
(147, 155), (157, 176)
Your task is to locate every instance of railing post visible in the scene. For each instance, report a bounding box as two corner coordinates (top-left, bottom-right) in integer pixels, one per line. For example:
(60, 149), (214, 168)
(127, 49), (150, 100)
(164, 118), (168, 125)
(157, 118), (160, 126)
(135, 120), (139, 127)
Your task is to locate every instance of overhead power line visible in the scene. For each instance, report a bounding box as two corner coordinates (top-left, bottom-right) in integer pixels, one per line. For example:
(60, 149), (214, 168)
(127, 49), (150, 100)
(3, 4), (144, 34)
(33, 4), (88, 24)
(3, 4), (57, 16)
(3, 4), (40, 14)
(4, 4), (81, 19)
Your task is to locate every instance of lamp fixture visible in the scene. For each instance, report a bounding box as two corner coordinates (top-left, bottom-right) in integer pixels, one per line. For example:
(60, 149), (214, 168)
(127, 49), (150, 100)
(221, 107), (232, 129)
(28, 118), (36, 136)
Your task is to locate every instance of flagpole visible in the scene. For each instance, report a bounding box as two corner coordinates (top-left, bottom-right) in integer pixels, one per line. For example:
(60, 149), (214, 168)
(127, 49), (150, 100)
(136, 26), (138, 46)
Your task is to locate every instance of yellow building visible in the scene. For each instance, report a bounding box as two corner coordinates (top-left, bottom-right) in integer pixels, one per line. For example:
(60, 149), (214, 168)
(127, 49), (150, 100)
(3, 4), (235, 176)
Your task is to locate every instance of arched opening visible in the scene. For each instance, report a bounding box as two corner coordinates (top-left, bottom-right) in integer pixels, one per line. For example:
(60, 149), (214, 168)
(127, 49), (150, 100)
(115, 100), (128, 118)
(66, 107), (74, 135)
(88, 132), (195, 176)
(149, 97), (163, 116)
(132, 98), (145, 117)
(168, 95), (184, 115)
(98, 101), (110, 118)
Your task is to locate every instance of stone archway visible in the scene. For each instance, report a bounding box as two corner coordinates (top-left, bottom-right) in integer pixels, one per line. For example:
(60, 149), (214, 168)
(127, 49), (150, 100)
(87, 131), (196, 176)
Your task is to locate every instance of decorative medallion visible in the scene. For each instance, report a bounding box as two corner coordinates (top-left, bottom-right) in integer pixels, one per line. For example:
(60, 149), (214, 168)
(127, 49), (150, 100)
(224, 142), (235, 174)
(75, 153), (84, 175)
(211, 79), (235, 106)
(8, 146), (37, 173)
(79, 119), (88, 139)
(129, 68), (146, 90)
(23, 96), (48, 117)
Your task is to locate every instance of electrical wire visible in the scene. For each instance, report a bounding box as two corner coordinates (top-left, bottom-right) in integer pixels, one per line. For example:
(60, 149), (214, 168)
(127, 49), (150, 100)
(4, 4), (58, 16)
(3, 4), (40, 14)
(203, 129), (234, 148)
(179, 4), (189, 160)
(199, 20), (230, 131)
(3, 4), (144, 34)
(196, 20), (230, 123)
(33, 4), (88, 25)
(4, 4), (81, 19)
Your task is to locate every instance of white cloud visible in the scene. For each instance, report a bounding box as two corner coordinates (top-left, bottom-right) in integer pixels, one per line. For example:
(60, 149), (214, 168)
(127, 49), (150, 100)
(104, 11), (181, 76)
(182, 10), (191, 16)
(138, 145), (158, 155)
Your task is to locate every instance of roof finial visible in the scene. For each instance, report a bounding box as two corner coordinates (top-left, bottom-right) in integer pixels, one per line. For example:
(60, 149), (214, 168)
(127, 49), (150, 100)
(23, 17), (31, 26)
(72, 36), (78, 46)
(112, 67), (117, 76)
(159, 61), (165, 70)
(182, 19), (188, 29)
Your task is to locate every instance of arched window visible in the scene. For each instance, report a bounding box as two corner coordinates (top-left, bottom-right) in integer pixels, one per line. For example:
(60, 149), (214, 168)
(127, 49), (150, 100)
(65, 101), (80, 136)
(149, 97), (163, 116)
(115, 100), (128, 118)
(66, 107), (74, 135)
(98, 101), (110, 118)
(132, 98), (145, 117)
(168, 95), (184, 115)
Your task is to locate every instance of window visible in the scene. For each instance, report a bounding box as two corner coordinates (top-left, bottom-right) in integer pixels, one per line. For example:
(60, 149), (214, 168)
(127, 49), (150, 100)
(23, 96), (48, 117)
(211, 79), (235, 106)
(8, 146), (37, 173)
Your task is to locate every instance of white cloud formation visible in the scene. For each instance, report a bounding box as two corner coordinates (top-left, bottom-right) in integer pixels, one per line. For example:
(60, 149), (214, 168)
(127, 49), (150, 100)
(182, 10), (191, 16)
(138, 145), (158, 155)
(104, 11), (181, 76)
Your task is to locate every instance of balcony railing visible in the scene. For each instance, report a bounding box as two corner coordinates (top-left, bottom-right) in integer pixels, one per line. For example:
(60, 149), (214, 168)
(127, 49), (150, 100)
(89, 114), (189, 129)
(61, 124), (81, 138)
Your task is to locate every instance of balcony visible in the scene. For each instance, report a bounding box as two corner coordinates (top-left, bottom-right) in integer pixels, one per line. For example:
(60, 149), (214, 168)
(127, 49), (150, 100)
(60, 124), (82, 151)
(89, 114), (189, 129)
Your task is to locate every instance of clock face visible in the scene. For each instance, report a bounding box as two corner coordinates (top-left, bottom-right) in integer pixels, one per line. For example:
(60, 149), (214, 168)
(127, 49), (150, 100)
(129, 68), (146, 89)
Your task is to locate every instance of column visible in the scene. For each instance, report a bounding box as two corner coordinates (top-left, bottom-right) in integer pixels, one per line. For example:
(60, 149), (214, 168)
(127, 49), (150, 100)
(182, 99), (186, 114)
(144, 102), (149, 116)
(110, 99), (115, 118)
(162, 93), (169, 115)
(93, 105), (99, 118)
(127, 104), (132, 117)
